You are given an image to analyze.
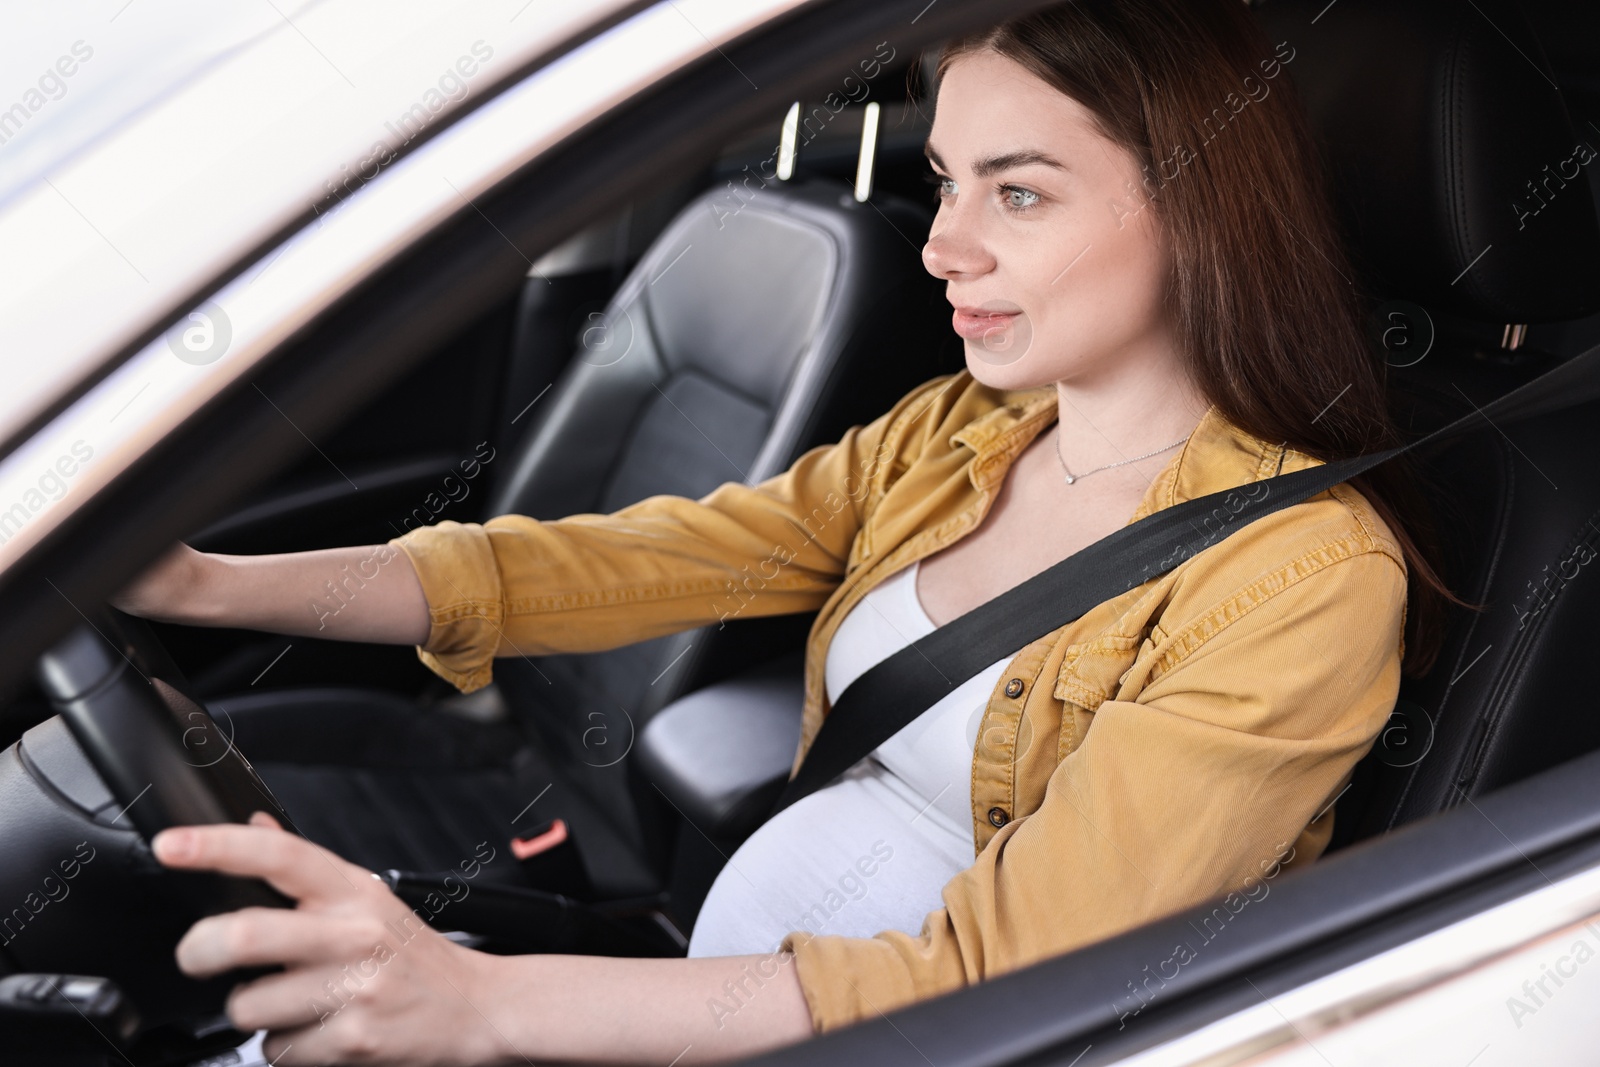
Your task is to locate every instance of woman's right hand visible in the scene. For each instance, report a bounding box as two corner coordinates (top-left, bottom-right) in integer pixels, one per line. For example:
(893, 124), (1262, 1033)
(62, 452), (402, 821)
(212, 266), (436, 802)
(109, 541), (206, 621)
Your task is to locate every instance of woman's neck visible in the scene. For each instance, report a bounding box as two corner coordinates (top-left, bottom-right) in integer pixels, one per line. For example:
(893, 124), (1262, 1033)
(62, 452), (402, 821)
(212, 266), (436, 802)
(1051, 356), (1210, 475)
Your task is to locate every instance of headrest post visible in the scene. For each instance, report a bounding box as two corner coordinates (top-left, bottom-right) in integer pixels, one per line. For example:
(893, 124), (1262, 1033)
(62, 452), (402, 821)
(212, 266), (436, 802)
(1501, 324), (1529, 351)
(777, 102), (800, 181)
(854, 102), (882, 203)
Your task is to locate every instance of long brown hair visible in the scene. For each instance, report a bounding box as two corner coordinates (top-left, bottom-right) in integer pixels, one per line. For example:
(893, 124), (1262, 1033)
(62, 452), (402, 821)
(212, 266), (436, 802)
(936, 0), (1456, 674)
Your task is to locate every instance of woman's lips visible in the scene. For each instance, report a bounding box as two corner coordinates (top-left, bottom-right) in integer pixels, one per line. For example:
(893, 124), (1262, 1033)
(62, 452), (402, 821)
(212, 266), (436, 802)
(951, 307), (1021, 341)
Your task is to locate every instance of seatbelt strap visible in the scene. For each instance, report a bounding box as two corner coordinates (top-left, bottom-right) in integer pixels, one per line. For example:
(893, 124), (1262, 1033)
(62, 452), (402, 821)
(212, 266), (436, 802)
(771, 341), (1600, 816)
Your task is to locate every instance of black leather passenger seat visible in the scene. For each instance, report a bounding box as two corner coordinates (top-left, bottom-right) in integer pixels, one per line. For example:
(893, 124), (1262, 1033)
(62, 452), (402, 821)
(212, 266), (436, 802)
(221, 174), (960, 898)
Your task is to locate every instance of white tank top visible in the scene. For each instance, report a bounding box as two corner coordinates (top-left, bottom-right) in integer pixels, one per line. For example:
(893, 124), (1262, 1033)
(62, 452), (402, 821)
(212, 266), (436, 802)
(687, 560), (1014, 957)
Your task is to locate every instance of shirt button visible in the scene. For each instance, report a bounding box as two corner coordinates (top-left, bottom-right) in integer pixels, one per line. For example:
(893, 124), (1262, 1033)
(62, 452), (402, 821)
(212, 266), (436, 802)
(988, 807), (1009, 828)
(1004, 677), (1025, 698)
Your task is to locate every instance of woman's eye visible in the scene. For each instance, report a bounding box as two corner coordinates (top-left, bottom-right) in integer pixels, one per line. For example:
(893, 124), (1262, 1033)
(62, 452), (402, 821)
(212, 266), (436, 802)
(934, 176), (958, 199)
(1002, 185), (1041, 212)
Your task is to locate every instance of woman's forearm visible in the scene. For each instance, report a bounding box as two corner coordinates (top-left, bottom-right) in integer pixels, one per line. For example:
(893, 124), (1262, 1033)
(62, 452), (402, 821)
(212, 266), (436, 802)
(115, 541), (432, 646)
(479, 951), (815, 1064)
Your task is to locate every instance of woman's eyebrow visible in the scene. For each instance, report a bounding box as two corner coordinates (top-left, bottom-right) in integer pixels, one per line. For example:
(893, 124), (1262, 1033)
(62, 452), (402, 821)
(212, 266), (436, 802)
(924, 140), (1067, 178)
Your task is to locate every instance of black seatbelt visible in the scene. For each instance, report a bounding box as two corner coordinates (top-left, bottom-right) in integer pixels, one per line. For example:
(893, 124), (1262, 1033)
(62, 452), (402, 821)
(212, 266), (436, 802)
(771, 341), (1600, 817)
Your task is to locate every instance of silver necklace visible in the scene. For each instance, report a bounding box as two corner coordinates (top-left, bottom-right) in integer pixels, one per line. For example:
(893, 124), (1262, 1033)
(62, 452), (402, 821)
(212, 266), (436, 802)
(1054, 431), (1187, 485)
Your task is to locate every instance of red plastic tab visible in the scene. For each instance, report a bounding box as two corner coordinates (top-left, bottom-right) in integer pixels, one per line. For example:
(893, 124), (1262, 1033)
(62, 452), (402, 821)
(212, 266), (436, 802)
(510, 818), (568, 860)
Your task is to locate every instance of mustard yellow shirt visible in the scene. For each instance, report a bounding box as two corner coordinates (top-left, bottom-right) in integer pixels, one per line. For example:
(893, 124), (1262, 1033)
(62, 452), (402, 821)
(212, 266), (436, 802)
(387, 370), (1406, 1032)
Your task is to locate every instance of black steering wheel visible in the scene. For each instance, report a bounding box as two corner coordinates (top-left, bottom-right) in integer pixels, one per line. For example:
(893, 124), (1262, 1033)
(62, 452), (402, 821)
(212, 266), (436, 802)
(35, 605), (294, 903)
(0, 606), (298, 1054)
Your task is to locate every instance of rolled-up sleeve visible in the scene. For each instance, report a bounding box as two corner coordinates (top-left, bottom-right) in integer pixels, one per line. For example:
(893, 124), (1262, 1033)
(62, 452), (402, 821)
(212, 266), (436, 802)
(782, 547), (1407, 1030)
(383, 519), (506, 693)
(387, 375), (957, 693)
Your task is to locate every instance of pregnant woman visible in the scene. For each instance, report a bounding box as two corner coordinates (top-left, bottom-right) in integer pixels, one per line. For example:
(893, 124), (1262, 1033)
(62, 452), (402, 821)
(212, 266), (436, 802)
(113, 0), (1448, 1062)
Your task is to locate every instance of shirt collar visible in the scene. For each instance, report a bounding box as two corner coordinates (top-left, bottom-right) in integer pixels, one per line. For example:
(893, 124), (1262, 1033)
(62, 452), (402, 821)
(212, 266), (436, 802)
(948, 385), (1058, 490)
(947, 383), (1301, 515)
(1129, 405), (1298, 522)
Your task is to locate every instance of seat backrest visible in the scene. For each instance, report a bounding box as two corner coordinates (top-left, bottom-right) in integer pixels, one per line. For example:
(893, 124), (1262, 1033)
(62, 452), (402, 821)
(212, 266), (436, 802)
(484, 176), (957, 860)
(1256, 0), (1600, 848)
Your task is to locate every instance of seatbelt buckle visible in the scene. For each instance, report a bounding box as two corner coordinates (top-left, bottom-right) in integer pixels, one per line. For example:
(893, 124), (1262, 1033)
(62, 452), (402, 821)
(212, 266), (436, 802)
(510, 818), (593, 899)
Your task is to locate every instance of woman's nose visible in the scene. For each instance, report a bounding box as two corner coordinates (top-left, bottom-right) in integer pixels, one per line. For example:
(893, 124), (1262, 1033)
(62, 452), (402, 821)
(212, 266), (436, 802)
(922, 215), (994, 280)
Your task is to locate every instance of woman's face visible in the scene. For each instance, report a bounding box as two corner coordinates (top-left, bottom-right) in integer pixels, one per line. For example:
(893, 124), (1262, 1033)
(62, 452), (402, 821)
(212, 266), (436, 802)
(922, 51), (1177, 392)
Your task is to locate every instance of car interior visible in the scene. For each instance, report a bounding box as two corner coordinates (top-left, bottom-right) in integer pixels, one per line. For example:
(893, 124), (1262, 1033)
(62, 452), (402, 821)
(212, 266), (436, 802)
(3, 0), (1600, 1063)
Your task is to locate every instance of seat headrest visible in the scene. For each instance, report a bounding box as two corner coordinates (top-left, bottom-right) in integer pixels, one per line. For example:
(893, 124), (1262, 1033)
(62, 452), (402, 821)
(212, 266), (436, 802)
(1257, 0), (1600, 324)
(601, 178), (932, 409)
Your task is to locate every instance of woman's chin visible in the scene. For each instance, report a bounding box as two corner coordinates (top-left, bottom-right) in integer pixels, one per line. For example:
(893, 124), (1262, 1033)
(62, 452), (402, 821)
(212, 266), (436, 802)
(963, 346), (1057, 393)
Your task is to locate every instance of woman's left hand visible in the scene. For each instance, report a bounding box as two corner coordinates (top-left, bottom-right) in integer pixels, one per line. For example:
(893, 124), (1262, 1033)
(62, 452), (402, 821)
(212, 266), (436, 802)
(153, 812), (514, 1066)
